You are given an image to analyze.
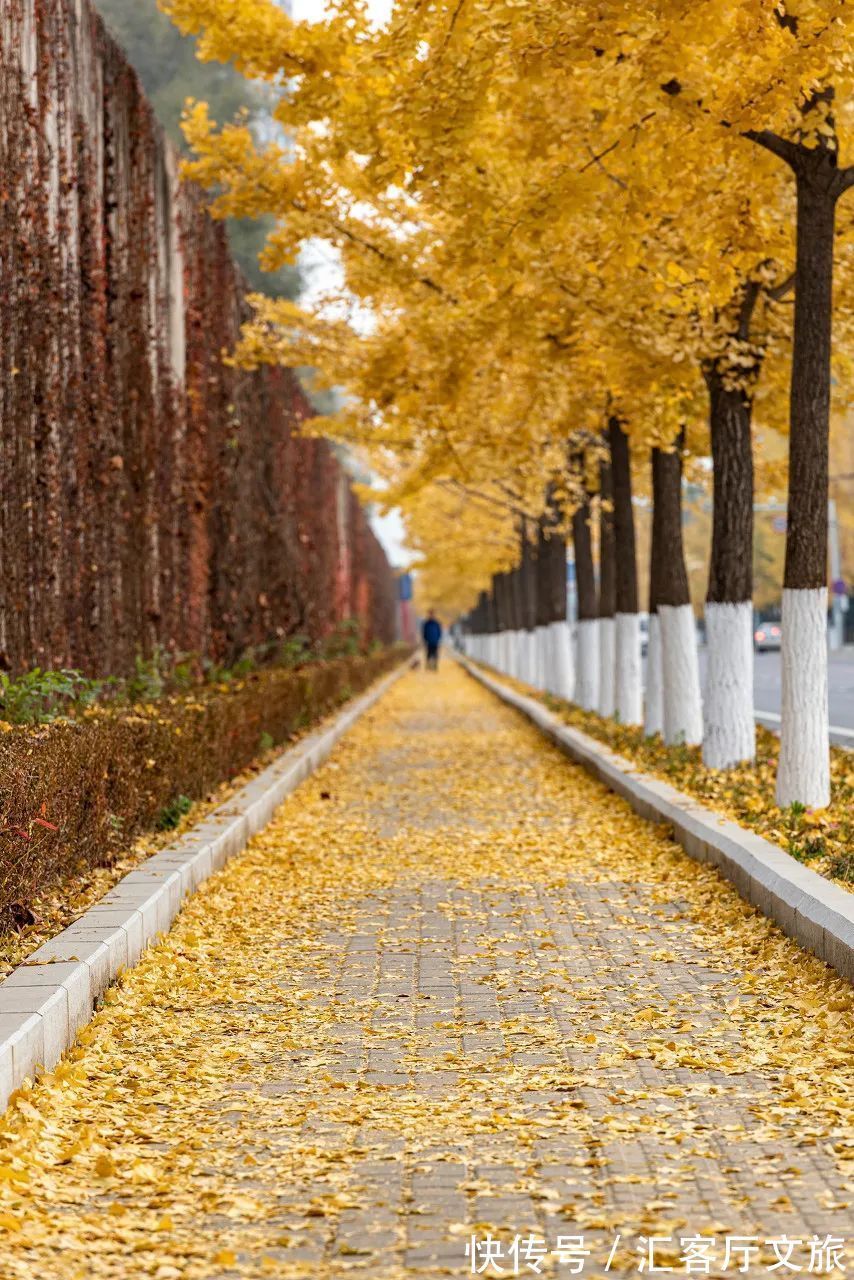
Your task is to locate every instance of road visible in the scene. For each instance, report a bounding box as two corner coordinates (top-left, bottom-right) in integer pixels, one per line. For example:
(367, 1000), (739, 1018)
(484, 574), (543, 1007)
(697, 643), (854, 745)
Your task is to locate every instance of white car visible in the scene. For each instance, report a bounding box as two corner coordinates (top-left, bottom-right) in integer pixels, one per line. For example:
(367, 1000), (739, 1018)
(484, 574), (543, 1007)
(754, 612), (782, 653)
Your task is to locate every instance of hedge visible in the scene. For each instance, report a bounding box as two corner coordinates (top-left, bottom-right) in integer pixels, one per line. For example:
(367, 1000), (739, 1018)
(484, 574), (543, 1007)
(0, 648), (407, 927)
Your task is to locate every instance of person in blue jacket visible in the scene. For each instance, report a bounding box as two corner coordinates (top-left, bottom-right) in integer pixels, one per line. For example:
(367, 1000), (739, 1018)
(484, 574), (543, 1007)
(422, 610), (442, 670)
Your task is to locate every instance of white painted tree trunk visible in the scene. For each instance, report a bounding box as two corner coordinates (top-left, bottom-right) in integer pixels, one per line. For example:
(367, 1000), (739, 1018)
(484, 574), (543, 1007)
(529, 629), (540, 687)
(499, 630), (511, 676)
(597, 618), (616, 717)
(512, 630), (525, 681)
(506, 631), (515, 677)
(703, 601), (755, 768)
(524, 630), (538, 686)
(644, 613), (663, 736)
(615, 612), (642, 726)
(531, 625), (543, 689)
(776, 588), (830, 809)
(517, 631), (530, 683)
(547, 620), (574, 701)
(576, 619), (600, 711)
(532, 625), (548, 690)
(540, 625), (552, 690)
(659, 603), (703, 746)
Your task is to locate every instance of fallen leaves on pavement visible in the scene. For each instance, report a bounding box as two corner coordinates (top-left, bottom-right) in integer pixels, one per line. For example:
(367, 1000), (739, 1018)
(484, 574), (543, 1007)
(0, 665), (849, 1278)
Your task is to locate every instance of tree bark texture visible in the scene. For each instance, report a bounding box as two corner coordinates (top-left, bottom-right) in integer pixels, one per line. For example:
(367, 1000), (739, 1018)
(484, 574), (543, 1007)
(536, 514), (568, 625)
(508, 566), (523, 632)
(785, 171), (836, 590)
(608, 418), (638, 615)
(598, 456), (616, 619)
(520, 524), (538, 630)
(485, 585), (497, 634)
(705, 367), (754, 605)
(492, 573), (507, 632)
(651, 436), (690, 608)
(572, 494), (597, 622)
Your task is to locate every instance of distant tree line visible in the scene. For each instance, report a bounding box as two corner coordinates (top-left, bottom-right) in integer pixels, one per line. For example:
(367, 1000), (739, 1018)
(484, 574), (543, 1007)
(96, 0), (301, 301)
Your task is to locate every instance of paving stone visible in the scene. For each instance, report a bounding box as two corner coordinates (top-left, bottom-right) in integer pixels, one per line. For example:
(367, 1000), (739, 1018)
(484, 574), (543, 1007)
(0, 665), (851, 1280)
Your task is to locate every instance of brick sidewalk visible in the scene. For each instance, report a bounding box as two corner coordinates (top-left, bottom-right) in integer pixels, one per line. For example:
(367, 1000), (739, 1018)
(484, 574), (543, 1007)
(0, 663), (850, 1278)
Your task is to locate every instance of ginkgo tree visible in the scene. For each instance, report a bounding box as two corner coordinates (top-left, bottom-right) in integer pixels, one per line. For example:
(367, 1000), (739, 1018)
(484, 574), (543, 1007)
(162, 0), (854, 809)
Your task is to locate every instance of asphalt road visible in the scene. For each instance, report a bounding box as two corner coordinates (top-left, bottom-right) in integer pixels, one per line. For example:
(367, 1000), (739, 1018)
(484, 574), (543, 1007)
(697, 644), (854, 745)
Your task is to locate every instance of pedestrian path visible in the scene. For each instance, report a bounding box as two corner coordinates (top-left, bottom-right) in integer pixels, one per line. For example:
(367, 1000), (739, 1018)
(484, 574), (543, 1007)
(0, 663), (851, 1279)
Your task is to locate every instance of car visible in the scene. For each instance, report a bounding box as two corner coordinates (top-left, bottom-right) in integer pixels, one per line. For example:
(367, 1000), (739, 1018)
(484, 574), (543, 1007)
(754, 609), (782, 653)
(639, 612), (650, 657)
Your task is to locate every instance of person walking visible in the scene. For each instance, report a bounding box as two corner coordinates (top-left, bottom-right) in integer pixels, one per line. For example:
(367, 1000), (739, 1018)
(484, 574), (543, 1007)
(422, 610), (443, 670)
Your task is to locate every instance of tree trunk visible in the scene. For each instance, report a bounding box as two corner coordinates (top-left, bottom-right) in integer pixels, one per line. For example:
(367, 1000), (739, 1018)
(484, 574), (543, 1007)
(644, 461), (663, 736)
(500, 571), (514, 677)
(471, 590), (487, 664)
(490, 572), (504, 673)
(572, 479), (599, 710)
(536, 508), (569, 696)
(486, 584), (496, 636)
(519, 522), (538, 686)
(652, 436), (703, 745)
(547, 523), (572, 700)
(777, 171), (836, 807)
(535, 519), (553, 628)
(597, 453), (616, 717)
(531, 518), (551, 691)
(703, 359), (756, 769)
(539, 523), (568, 623)
(520, 524), (537, 630)
(509, 563), (524, 679)
(609, 417), (641, 725)
(492, 573), (505, 633)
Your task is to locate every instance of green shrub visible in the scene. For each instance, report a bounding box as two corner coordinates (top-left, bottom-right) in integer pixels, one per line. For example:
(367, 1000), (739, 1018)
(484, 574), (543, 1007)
(156, 795), (193, 831)
(0, 648), (407, 928)
(0, 669), (102, 724)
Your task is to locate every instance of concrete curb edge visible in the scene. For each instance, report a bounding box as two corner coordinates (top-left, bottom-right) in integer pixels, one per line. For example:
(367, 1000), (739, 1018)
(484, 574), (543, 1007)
(463, 659), (854, 986)
(0, 660), (410, 1107)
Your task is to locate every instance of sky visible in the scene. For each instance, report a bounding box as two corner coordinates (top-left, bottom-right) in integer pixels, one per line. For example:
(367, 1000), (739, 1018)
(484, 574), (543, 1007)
(290, 0), (408, 568)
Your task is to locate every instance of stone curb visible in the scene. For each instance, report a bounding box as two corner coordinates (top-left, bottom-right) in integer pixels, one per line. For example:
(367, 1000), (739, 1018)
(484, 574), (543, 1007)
(463, 659), (854, 987)
(0, 661), (409, 1108)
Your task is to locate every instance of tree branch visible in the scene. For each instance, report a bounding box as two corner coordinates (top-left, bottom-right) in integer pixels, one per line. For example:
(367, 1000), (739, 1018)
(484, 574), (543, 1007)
(584, 145), (628, 190)
(440, 479), (536, 520)
(737, 279), (762, 339)
(292, 200), (457, 302)
(579, 113), (656, 174)
(765, 271), (795, 302)
(743, 129), (801, 169)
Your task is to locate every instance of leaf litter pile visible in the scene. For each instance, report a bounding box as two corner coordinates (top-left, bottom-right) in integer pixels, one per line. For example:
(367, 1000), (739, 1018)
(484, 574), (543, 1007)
(0, 664), (850, 1278)
(524, 684), (853, 887)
